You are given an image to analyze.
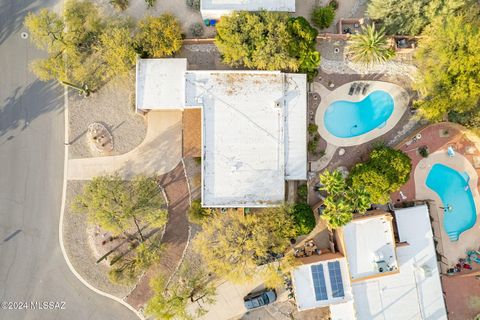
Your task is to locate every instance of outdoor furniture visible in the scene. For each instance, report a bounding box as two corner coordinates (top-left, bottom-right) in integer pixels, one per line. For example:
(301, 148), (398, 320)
(348, 83), (356, 95)
(355, 83), (363, 94)
(362, 84), (370, 95)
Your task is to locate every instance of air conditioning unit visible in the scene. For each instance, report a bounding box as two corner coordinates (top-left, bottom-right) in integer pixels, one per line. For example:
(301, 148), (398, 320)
(376, 260), (392, 273)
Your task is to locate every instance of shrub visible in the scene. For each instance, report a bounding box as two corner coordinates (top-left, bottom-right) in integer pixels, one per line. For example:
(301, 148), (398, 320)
(349, 146), (411, 204)
(311, 5), (335, 29)
(308, 123), (319, 135)
(308, 139), (318, 153)
(145, 0), (155, 8)
(189, 22), (204, 37)
(329, 0), (339, 10)
(136, 15), (183, 58)
(292, 203), (316, 235)
(186, 0), (200, 11)
(109, 0), (129, 11)
(187, 199), (213, 224)
(419, 146), (429, 158)
(297, 184), (308, 202)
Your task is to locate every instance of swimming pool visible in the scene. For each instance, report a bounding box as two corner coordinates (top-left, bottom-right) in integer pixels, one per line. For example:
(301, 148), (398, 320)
(323, 90), (394, 138)
(426, 163), (477, 241)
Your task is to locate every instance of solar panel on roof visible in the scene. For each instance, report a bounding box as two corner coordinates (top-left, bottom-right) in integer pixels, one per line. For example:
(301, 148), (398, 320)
(311, 264), (328, 301)
(328, 261), (345, 298)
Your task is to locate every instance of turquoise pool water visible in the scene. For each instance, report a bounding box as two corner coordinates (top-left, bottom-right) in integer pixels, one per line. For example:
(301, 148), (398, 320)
(426, 163), (477, 241)
(324, 90), (394, 138)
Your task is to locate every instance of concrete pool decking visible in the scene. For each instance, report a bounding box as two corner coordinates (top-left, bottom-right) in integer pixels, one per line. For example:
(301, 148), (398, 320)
(414, 151), (480, 263)
(314, 81), (409, 147)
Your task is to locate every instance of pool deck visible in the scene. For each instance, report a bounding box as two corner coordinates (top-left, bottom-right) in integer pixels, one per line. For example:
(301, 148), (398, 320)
(393, 122), (480, 267)
(314, 81), (409, 147)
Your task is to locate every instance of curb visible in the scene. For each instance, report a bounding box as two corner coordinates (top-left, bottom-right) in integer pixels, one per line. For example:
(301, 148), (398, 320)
(58, 86), (144, 320)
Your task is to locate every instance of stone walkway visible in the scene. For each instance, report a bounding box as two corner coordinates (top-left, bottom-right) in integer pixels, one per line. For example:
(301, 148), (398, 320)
(126, 163), (190, 310)
(67, 111), (182, 180)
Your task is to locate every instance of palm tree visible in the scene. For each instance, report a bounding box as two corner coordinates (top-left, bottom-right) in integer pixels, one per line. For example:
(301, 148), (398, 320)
(346, 24), (395, 65)
(322, 197), (354, 229)
(319, 169), (346, 195)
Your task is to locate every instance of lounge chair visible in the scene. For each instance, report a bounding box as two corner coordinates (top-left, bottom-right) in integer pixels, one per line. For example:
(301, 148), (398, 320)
(348, 83), (356, 95)
(362, 84), (370, 95)
(355, 83), (363, 94)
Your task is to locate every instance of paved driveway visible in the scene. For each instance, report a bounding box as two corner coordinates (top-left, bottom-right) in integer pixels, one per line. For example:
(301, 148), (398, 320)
(67, 111), (182, 180)
(0, 1), (138, 319)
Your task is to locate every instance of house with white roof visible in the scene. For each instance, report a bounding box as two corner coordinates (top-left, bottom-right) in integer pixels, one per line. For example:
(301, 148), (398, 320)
(136, 58), (307, 208)
(200, 0), (296, 20)
(291, 205), (448, 320)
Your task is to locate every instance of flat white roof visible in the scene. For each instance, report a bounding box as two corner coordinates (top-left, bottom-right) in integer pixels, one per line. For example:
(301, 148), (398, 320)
(193, 71), (286, 207)
(136, 59), (187, 110)
(352, 205), (447, 320)
(135, 59), (307, 207)
(292, 258), (353, 311)
(201, 0), (295, 12)
(343, 214), (398, 280)
(284, 74), (307, 180)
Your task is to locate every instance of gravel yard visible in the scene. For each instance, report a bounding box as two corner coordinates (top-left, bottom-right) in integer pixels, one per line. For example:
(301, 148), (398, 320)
(68, 77), (146, 159)
(63, 181), (134, 298)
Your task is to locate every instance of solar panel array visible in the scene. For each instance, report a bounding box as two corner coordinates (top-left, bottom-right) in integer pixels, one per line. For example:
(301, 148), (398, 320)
(311, 264), (328, 301)
(328, 261), (345, 298)
(310, 261), (345, 302)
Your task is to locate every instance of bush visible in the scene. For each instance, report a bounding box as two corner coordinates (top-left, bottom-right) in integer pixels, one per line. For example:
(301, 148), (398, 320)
(136, 15), (183, 58)
(109, 0), (129, 11)
(308, 139), (318, 154)
(311, 5), (335, 29)
(329, 0), (339, 10)
(145, 0), (155, 8)
(419, 146), (429, 158)
(186, 0), (200, 11)
(292, 203), (316, 235)
(297, 184), (308, 202)
(189, 22), (204, 37)
(308, 123), (319, 135)
(188, 199), (213, 224)
(349, 146), (412, 204)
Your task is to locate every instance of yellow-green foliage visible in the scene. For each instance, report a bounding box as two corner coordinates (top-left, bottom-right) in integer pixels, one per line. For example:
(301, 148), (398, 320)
(414, 14), (480, 121)
(193, 207), (297, 284)
(136, 15), (183, 58)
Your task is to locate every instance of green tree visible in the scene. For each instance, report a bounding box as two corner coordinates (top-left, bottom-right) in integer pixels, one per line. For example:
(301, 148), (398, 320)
(311, 5), (336, 29)
(72, 174), (168, 240)
(292, 203), (316, 235)
(349, 146), (411, 204)
(146, 262), (216, 320)
(96, 21), (137, 79)
(367, 0), (467, 35)
(193, 207), (296, 284)
(318, 169), (372, 228)
(215, 11), (320, 77)
(109, 241), (163, 284)
(25, 0), (135, 94)
(287, 17), (321, 80)
(414, 14), (480, 121)
(346, 24), (395, 65)
(136, 15), (182, 58)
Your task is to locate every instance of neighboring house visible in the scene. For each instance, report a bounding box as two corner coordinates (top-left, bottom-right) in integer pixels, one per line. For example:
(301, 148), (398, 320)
(136, 58), (307, 208)
(291, 205), (448, 320)
(200, 0), (296, 20)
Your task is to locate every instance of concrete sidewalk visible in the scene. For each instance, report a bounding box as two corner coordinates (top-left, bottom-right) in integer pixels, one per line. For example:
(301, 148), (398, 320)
(67, 111), (182, 180)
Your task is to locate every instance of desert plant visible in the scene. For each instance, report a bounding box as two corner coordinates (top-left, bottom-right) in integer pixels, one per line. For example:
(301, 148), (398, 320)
(346, 24), (395, 65)
(186, 0), (201, 11)
(308, 137), (319, 154)
(145, 0), (155, 8)
(419, 146), (429, 158)
(189, 22), (204, 37)
(297, 184), (308, 202)
(109, 0), (129, 10)
(329, 0), (339, 10)
(292, 203), (316, 235)
(311, 5), (335, 29)
(308, 123), (319, 135)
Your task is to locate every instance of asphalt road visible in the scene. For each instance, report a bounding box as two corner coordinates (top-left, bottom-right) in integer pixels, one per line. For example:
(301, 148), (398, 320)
(0, 1), (138, 319)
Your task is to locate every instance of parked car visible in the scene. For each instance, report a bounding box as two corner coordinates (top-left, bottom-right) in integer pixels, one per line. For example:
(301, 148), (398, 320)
(243, 289), (277, 310)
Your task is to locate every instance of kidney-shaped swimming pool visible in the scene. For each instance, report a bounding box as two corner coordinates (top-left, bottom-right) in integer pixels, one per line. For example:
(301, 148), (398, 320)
(324, 90), (394, 138)
(426, 163), (477, 241)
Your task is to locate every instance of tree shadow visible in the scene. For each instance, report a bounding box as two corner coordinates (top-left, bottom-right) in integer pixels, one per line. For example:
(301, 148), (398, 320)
(0, 80), (63, 138)
(0, 0), (57, 45)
